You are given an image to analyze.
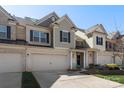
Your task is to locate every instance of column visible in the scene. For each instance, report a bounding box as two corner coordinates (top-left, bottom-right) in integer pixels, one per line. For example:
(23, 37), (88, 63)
(70, 51), (73, 69)
(83, 51), (86, 68)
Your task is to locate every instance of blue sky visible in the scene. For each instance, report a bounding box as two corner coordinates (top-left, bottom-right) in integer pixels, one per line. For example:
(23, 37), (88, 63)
(2, 5), (124, 34)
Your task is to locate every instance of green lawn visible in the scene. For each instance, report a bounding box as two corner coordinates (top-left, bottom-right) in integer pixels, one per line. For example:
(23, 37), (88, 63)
(95, 74), (124, 84)
(21, 72), (40, 88)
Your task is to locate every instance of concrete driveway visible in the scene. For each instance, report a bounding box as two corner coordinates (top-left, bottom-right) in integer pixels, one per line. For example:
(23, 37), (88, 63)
(33, 71), (124, 88)
(0, 72), (22, 88)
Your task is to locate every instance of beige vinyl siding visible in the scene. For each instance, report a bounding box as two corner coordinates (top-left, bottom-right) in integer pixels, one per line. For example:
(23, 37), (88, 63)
(0, 10), (16, 40)
(26, 25), (51, 46)
(53, 19), (75, 49)
(16, 25), (26, 40)
(93, 32), (106, 51)
(0, 10), (8, 25)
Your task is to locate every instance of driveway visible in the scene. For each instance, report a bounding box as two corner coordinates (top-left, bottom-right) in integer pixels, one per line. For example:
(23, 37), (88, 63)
(33, 71), (124, 88)
(0, 72), (22, 88)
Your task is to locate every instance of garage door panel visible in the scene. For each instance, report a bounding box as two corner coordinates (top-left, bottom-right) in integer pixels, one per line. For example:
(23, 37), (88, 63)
(31, 54), (69, 71)
(0, 53), (23, 73)
(98, 55), (112, 65)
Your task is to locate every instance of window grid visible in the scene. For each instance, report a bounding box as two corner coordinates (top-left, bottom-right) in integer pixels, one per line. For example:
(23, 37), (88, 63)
(96, 36), (103, 45)
(0, 25), (7, 39)
(32, 30), (48, 43)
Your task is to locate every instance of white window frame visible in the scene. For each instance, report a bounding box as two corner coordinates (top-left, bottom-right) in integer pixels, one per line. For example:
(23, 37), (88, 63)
(40, 32), (47, 43)
(0, 25), (7, 39)
(33, 31), (40, 42)
(96, 36), (103, 45)
(61, 30), (69, 43)
(32, 30), (48, 43)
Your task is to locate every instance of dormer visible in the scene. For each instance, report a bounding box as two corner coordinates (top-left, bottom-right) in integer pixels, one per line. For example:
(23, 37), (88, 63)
(36, 12), (59, 27)
(52, 15), (77, 49)
(86, 24), (108, 51)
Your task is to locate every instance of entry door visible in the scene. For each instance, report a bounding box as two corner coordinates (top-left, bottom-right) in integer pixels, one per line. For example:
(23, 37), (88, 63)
(88, 52), (94, 64)
(77, 55), (80, 66)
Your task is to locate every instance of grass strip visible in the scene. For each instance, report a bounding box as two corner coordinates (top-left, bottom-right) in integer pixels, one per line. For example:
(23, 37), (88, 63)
(95, 74), (124, 84)
(21, 72), (40, 88)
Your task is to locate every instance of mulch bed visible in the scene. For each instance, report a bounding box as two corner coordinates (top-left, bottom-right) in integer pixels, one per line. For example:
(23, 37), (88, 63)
(82, 69), (124, 75)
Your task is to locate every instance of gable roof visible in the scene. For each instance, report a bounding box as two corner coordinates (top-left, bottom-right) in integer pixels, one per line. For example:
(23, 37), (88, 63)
(0, 6), (15, 20)
(76, 27), (86, 33)
(86, 24), (108, 35)
(13, 16), (36, 25)
(54, 14), (77, 28)
(36, 12), (59, 25)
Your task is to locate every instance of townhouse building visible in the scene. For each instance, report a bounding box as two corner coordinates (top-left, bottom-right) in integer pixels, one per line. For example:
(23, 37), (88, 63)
(0, 6), (122, 73)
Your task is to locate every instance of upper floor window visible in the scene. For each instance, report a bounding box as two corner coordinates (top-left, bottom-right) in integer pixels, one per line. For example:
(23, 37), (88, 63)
(60, 30), (70, 43)
(106, 41), (113, 49)
(0, 25), (11, 39)
(30, 30), (49, 43)
(96, 36), (103, 45)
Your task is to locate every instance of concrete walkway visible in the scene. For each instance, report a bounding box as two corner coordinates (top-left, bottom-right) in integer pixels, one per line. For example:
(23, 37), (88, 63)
(33, 71), (124, 88)
(0, 72), (22, 88)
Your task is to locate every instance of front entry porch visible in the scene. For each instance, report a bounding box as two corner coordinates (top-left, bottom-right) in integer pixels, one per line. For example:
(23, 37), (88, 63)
(76, 52), (84, 69)
(87, 49), (98, 67)
(69, 49), (85, 70)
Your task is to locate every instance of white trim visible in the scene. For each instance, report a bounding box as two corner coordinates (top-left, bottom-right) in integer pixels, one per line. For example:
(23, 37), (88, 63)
(53, 29), (55, 48)
(83, 51), (86, 68)
(0, 6), (13, 19)
(54, 47), (69, 50)
(96, 51), (98, 64)
(0, 25), (7, 39)
(70, 51), (73, 69)
(8, 21), (16, 25)
(29, 41), (51, 46)
(61, 42), (70, 44)
(55, 15), (76, 28)
(61, 30), (70, 43)
(62, 30), (69, 32)
(36, 12), (59, 25)
(32, 31), (48, 43)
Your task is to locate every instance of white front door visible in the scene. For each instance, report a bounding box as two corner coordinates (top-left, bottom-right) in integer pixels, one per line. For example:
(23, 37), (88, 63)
(88, 51), (94, 64)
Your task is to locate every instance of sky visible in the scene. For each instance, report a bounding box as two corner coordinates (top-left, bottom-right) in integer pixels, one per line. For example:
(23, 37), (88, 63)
(2, 5), (124, 34)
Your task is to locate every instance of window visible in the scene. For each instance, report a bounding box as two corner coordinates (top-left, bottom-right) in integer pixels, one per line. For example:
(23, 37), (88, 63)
(40, 32), (47, 43)
(0, 25), (11, 39)
(0, 25), (7, 39)
(60, 31), (70, 43)
(109, 42), (112, 49)
(30, 30), (49, 43)
(33, 31), (39, 42)
(96, 36), (103, 45)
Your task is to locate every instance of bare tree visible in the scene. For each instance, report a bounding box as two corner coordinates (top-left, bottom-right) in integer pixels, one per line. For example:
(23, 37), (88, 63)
(113, 35), (124, 65)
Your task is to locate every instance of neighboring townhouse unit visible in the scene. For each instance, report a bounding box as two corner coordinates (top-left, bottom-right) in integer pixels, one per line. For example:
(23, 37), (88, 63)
(76, 25), (123, 67)
(0, 6), (123, 73)
(0, 6), (80, 72)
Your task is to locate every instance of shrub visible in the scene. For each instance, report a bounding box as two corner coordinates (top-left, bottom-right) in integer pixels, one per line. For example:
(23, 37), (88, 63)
(89, 64), (101, 69)
(105, 64), (119, 70)
(89, 64), (95, 68)
(96, 65), (105, 70)
(119, 65), (124, 70)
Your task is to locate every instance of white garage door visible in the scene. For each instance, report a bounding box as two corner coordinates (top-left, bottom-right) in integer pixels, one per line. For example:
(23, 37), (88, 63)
(31, 54), (69, 71)
(0, 53), (24, 73)
(98, 55), (113, 65)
